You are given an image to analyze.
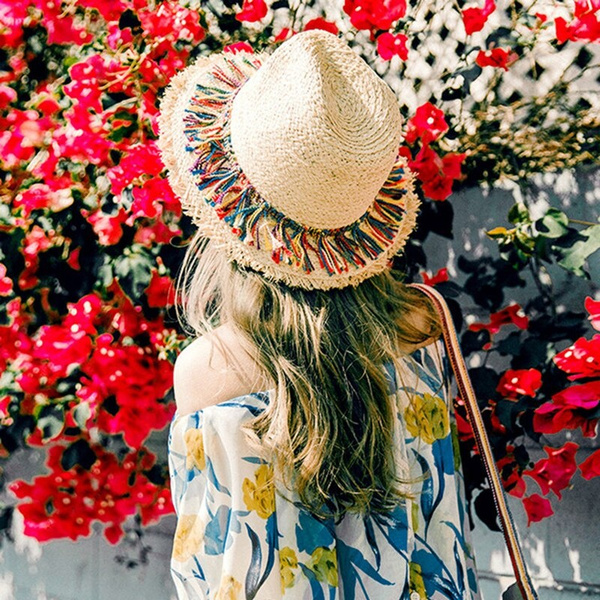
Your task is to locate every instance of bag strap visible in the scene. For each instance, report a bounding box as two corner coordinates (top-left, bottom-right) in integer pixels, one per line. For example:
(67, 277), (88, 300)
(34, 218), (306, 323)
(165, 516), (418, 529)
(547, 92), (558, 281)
(410, 283), (538, 600)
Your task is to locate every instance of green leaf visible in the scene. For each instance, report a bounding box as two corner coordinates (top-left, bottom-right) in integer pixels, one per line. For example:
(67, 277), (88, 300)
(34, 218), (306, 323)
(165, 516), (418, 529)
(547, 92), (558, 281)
(508, 203), (530, 225)
(37, 405), (65, 440)
(557, 224), (600, 277)
(535, 208), (569, 239)
(113, 249), (153, 299)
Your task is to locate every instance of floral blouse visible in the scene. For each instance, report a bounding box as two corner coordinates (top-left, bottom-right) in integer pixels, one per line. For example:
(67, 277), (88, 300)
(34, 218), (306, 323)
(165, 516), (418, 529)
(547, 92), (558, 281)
(168, 339), (480, 600)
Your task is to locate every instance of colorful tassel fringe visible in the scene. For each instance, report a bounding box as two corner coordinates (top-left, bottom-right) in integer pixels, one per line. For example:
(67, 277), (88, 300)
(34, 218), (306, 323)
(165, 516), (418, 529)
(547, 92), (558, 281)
(182, 54), (416, 278)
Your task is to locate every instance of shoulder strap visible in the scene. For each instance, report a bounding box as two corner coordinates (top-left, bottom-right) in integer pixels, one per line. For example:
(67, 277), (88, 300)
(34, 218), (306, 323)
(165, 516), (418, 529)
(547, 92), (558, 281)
(410, 283), (538, 600)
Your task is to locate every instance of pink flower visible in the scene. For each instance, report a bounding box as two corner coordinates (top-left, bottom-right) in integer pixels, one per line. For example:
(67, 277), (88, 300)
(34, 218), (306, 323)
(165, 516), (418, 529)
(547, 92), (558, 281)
(304, 18), (339, 35)
(376, 32), (409, 61)
(534, 381), (600, 438)
(522, 494), (554, 525)
(553, 381), (600, 410)
(496, 369), (542, 399)
(462, 0), (496, 35)
(476, 48), (519, 71)
(236, 0), (268, 22)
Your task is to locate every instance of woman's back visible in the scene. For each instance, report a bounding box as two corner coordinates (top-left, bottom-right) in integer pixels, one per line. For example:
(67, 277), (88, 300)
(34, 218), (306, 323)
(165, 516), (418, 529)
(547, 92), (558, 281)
(168, 339), (479, 600)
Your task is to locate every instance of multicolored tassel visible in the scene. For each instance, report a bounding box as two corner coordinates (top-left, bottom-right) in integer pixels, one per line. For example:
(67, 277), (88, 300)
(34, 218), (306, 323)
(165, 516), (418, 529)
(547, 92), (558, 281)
(182, 54), (414, 278)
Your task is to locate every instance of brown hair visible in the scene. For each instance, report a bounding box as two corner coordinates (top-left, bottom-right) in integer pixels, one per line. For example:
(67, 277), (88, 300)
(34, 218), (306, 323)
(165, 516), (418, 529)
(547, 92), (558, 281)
(176, 232), (441, 517)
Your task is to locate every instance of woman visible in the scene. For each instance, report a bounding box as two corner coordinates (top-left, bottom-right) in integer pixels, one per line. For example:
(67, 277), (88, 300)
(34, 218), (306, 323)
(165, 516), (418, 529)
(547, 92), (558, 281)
(159, 30), (479, 600)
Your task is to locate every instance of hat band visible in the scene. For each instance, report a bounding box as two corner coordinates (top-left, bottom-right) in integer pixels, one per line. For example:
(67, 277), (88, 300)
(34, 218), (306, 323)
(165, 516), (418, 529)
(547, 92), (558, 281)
(182, 54), (418, 278)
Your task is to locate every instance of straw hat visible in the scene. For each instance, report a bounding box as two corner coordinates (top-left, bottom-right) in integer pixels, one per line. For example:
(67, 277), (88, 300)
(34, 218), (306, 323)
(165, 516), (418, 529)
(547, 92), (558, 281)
(158, 30), (419, 290)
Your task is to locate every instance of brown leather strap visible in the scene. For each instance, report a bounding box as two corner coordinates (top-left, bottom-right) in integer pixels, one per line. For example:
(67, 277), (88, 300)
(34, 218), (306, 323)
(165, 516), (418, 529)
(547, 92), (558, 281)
(410, 283), (538, 600)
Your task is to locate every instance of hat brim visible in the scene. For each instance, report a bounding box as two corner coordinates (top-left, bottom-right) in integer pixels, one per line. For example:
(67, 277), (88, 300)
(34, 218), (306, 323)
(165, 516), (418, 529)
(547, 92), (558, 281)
(158, 51), (420, 291)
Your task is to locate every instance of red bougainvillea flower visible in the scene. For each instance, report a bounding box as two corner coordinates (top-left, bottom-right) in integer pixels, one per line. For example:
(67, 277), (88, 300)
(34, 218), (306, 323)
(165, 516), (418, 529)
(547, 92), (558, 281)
(421, 153), (466, 201)
(579, 448), (600, 480)
(14, 177), (77, 217)
(304, 18), (339, 35)
(420, 267), (449, 286)
(0, 0), (29, 48)
(476, 48), (518, 71)
(343, 0), (407, 31)
(63, 55), (108, 114)
(82, 207), (128, 246)
(274, 28), (293, 42)
(0, 109), (52, 169)
(223, 42), (254, 54)
(496, 447), (526, 498)
(554, 335), (600, 380)
(236, 0), (268, 22)
(376, 32), (409, 61)
(64, 294), (104, 336)
(107, 142), (164, 196)
(497, 369), (542, 399)
(408, 144), (466, 201)
(405, 102), (449, 145)
(523, 494), (554, 525)
(462, 0), (496, 34)
(33, 0), (95, 46)
(10, 444), (173, 543)
(555, 12), (600, 44)
(523, 442), (578, 499)
(137, 1), (205, 44)
(0, 84), (17, 110)
(145, 270), (175, 308)
(585, 296), (600, 331)
(534, 380), (600, 438)
(0, 263), (13, 296)
(469, 304), (528, 335)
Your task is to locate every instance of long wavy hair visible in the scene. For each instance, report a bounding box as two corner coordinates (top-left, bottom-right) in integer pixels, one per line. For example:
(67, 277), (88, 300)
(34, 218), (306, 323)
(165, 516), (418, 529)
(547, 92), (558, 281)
(175, 232), (442, 517)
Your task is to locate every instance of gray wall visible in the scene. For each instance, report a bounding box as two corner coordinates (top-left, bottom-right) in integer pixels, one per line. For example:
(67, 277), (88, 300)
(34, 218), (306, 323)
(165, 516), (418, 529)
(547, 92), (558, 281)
(1, 169), (599, 599)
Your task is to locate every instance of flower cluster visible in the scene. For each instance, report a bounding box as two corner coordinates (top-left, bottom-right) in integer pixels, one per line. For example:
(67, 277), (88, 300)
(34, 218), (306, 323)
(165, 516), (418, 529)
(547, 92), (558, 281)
(10, 444), (172, 543)
(402, 103), (466, 201)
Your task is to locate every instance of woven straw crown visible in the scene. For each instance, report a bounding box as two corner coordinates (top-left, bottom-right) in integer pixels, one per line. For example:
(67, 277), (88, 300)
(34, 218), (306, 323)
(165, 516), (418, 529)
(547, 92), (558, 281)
(158, 30), (419, 290)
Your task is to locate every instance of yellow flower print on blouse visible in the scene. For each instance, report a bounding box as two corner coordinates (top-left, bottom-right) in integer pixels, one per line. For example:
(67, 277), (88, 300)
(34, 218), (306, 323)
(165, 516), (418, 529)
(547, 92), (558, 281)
(172, 514), (205, 563)
(405, 393), (450, 444)
(308, 546), (338, 587)
(242, 464), (275, 519)
(280, 546), (299, 593)
(409, 561), (427, 599)
(184, 428), (206, 471)
(214, 574), (242, 600)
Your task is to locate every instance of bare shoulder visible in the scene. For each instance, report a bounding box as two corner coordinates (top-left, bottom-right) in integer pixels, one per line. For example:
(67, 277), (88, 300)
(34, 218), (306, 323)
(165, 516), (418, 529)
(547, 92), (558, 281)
(173, 324), (272, 416)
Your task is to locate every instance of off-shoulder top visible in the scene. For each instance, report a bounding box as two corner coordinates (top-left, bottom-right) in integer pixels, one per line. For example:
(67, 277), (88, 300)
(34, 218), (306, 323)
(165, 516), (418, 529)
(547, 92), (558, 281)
(168, 339), (480, 600)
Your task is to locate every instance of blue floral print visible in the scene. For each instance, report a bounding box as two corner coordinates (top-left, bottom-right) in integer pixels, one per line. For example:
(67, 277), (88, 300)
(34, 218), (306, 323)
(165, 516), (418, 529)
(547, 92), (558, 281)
(168, 339), (480, 599)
